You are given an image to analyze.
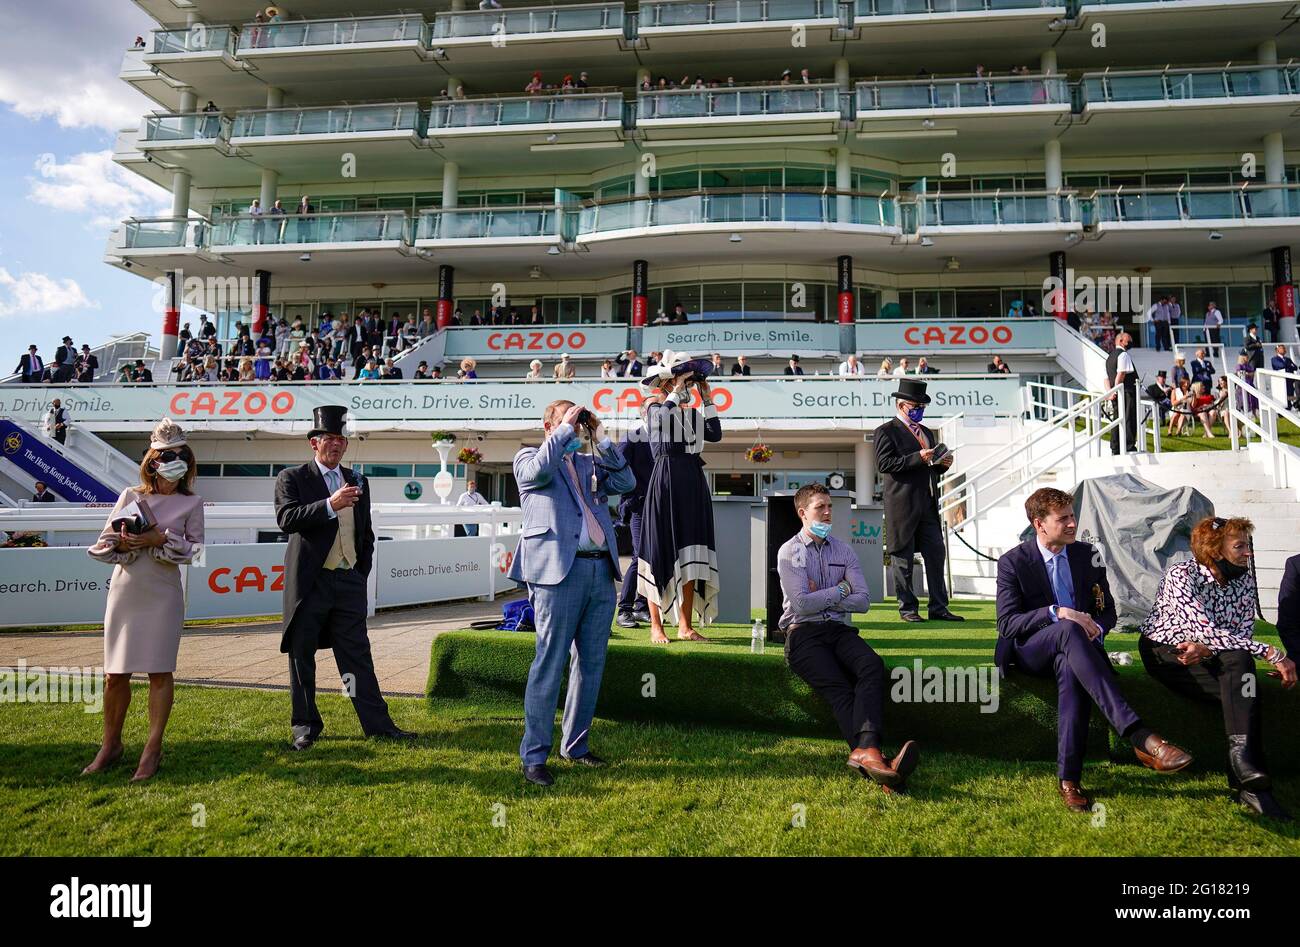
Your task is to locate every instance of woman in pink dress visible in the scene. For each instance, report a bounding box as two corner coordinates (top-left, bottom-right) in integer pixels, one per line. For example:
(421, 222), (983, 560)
(83, 418), (204, 781)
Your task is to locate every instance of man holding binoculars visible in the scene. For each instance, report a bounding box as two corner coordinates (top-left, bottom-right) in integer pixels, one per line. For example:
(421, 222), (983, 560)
(509, 399), (636, 787)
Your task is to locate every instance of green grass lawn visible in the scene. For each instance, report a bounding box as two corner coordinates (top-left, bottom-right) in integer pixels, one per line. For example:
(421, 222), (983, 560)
(1074, 415), (1300, 453)
(1, 601), (1296, 856)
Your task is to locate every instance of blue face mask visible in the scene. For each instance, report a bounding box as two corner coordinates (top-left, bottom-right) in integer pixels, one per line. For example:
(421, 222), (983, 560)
(564, 438), (582, 454)
(906, 406), (926, 423)
(808, 521), (832, 540)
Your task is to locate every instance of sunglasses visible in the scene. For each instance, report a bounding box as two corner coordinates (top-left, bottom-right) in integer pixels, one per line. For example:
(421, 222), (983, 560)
(156, 448), (192, 464)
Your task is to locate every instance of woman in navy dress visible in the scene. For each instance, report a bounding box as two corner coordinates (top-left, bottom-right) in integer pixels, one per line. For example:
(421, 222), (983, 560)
(637, 351), (722, 642)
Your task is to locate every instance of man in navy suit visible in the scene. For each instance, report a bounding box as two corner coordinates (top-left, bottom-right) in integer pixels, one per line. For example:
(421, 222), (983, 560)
(1278, 553), (1300, 660)
(616, 349), (643, 379)
(1270, 344), (1298, 409)
(996, 487), (1193, 812)
(510, 398), (636, 786)
(615, 416), (654, 628)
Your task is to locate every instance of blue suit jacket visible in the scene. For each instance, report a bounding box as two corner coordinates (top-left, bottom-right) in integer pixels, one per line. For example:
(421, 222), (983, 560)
(616, 430), (655, 523)
(994, 538), (1117, 673)
(508, 422), (636, 586)
(1278, 553), (1300, 659)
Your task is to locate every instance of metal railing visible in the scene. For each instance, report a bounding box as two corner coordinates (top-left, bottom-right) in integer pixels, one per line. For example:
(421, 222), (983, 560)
(416, 206), (560, 240)
(150, 25), (238, 55)
(637, 83), (843, 119)
(230, 103), (426, 138)
(121, 217), (208, 250)
(1225, 368), (1300, 487)
(856, 74), (1070, 110)
(577, 187), (899, 232)
(237, 14), (430, 50)
(638, 0), (839, 26)
(856, 0), (1062, 13)
(1079, 64), (1300, 106)
(209, 211), (411, 246)
(142, 111), (230, 143)
(433, 2), (624, 37)
(429, 91), (621, 129)
(915, 189), (1080, 227)
(1085, 182), (1300, 223)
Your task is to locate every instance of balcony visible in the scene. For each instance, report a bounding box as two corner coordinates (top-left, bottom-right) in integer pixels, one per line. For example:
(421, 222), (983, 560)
(1086, 184), (1300, 226)
(427, 92), (627, 168)
(635, 84), (846, 140)
(850, 0), (1066, 49)
(913, 190), (1082, 231)
(855, 0), (1062, 14)
(856, 75), (1069, 113)
(228, 103), (433, 181)
(114, 217), (208, 252)
(634, 0), (843, 54)
(429, 3), (628, 71)
(429, 91), (622, 133)
(415, 206), (562, 242)
(232, 14), (435, 85)
(1079, 65), (1300, 107)
(140, 111), (231, 147)
(209, 211), (411, 248)
(149, 26), (240, 58)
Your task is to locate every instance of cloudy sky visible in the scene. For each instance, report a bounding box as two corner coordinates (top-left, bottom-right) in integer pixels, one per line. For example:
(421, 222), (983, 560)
(0, 1), (169, 356)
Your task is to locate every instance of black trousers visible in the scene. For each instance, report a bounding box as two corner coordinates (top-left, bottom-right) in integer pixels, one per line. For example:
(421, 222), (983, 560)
(286, 568), (394, 739)
(1109, 386), (1138, 454)
(1139, 636), (1265, 784)
(890, 508), (949, 616)
(785, 621), (885, 750)
(617, 510), (648, 615)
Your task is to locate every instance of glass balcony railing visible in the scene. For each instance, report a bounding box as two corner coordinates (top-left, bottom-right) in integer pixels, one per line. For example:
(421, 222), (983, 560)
(638, 0), (838, 26)
(637, 84), (843, 119)
(142, 111), (230, 143)
(122, 217), (208, 250)
(916, 192), (1079, 227)
(1079, 66), (1300, 106)
(1086, 185), (1300, 224)
(857, 75), (1069, 110)
(231, 103), (426, 138)
(577, 189), (898, 233)
(856, 0), (1060, 13)
(236, 15), (429, 50)
(209, 212), (411, 247)
(432, 3), (623, 38)
(429, 92), (620, 129)
(416, 207), (560, 240)
(150, 26), (238, 56)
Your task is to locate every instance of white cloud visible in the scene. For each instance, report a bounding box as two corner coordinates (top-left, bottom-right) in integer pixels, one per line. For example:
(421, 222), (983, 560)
(0, 268), (98, 319)
(0, 1), (155, 132)
(28, 151), (171, 227)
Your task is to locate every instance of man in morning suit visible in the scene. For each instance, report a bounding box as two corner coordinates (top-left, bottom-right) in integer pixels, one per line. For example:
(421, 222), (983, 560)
(1278, 553), (1300, 660)
(873, 378), (962, 623)
(614, 414), (654, 628)
(15, 345), (44, 383)
(274, 405), (415, 751)
(778, 483), (919, 793)
(995, 487), (1193, 812)
(510, 398), (636, 786)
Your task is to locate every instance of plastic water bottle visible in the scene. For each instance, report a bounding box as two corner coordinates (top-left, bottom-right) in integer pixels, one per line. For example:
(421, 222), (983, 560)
(751, 620), (765, 654)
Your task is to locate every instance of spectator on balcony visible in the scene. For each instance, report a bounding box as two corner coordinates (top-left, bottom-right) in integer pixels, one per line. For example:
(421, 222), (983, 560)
(1097, 311), (1117, 353)
(731, 355), (751, 376)
(646, 352), (661, 366)
(431, 366), (445, 380)
(53, 336), (77, 382)
(561, 75), (576, 92)
(413, 361), (431, 381)
(652, 309), (670, 325)
(44, 398), (70, 444)
(601, 359), (616, 380)
(525, 305), (543, 326)
(1007, 299), (1024, 319)
(32, 481), (56, 502)
(231, 332), (254, 358)
(269, 358), (288, 382)
(554, 354), (576, 380)
(201, 101), (220, 138)
(640, 77), (652, 92)
(379, 358), (402, 381)
(458, 358), (478, 381)
(893, 357), (912, 376)
(525, 72), (544, 94)
(1204, 300), (1225, 349)
(784, 355), (804, 376)
(1271, 344), (1299, 410)
(616, 349), (643, 378)
(876, 358), (892, 378)
(352, 345), (374, 379)
(294, 196), (314, 243)
(710, 353), (724, 375)
(348, 316), (366, 359)
(1262, 302), (1279, 343)
(1190, 381), (1218, 438)
(780, 68), (793, 84)
(77, 345), (99, 383)
(988, 355), (1011, 374)
(319, 358), (344, 381)
(357, 359), (380, 382)
(1149, 295), (1172, 352)
(198, 315), (217, 340)
(468, 308), (484, 327)
(672, 302), (689, 323)
(1172, 354), (1190, 389)
(132, 360), (154, 384)
(577, 71), (590, 90)
(403, 315), (420, 349)
(838, 354), (865, 377)
(480, 0), (503, 8)
(1234, 353), (1259, 420)
(237, 357), (256, 382)
(267, 199), (286, 242)
(248, 198), (265, 244)
(1242, 323), (1265, 371)
(449, 308), (463, 328)
(133, 36), (146, 49)
(1190, 348), (1215, 389)
(1168, 377), (1192, 436)
(421, 308), (436, 335)
(200, 356), (219, 382)
(918, 357), (939, 375)
(254, 342), (272, 380)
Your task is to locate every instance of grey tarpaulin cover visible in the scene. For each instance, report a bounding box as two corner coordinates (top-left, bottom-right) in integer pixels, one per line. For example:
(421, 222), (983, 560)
(1019, 473), (1214, 629)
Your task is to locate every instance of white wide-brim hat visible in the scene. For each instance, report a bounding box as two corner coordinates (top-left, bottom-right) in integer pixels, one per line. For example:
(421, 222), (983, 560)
(640, 349), (715, 386)
(149, 417), (187, 450)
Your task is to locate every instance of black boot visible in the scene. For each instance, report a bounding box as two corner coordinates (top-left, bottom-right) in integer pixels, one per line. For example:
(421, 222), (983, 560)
(1236, 788), (1293, 821)
(1227, 734), (1270, 791)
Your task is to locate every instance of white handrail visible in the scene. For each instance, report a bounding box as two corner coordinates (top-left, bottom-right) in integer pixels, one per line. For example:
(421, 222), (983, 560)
(1225, 368), (1300, 488)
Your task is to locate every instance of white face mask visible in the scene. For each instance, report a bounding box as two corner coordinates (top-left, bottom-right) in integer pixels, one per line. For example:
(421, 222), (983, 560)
(155, 458), (189, 482)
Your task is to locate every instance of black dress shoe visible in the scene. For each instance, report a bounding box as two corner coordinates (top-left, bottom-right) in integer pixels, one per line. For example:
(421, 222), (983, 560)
(632, 609), (652, 624)
(562, 752), (607, 767)
(615, 613), (640, 629)
(900, 612), (925, 623)
(372, 727), (418, 741)
(289, 734), (318, 751)
(928, 610), (966, 622)
(1237, 788), (1293, 821)
(1227, 735), (1270, 791)
(523, 764), (555, 786)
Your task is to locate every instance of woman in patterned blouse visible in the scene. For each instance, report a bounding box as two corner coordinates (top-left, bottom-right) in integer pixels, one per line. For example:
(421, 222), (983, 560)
(1139, 516), (1296, 820)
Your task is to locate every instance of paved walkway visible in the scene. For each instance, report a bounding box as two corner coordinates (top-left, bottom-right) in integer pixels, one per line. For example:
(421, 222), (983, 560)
(0, 590), (526, 697)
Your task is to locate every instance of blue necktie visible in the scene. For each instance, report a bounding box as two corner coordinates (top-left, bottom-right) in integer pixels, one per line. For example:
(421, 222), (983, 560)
(326, 469), (340, 494)
(1050, 555), (1074, 609)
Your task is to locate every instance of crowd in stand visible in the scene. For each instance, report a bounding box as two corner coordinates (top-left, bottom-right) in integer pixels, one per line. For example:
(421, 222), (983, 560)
(13, 337), (101, 384)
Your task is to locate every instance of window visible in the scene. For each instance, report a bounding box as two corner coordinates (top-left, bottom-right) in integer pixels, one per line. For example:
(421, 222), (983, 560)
(223, 464), (271, 477)
(414, 463), (467, 478)
(744, 282), (784, 317)
(197, 463), (221, 478)
(360, 463), (413, 478)
(713, 473), (756, 496)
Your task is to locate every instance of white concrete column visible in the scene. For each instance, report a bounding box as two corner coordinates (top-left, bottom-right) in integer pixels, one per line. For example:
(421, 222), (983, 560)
(1258, 39), (1278, 65)
(1264, 132), (1285, 184)
(634, 158), (651, 227)
(265, 86), (284, 109)
(836, 146), (852, 223)
(177, 89), (197, 137)
(1039, 49), (1057, 76)
(441, 161), (460, 209)
(445, 75), (462, 98)
(171, 171), (192, 219)
(855, 439), (875, 505)
(259, 168), (279, 210)
(1044, 138), (1062, 190)
(834, 57), (850, 91)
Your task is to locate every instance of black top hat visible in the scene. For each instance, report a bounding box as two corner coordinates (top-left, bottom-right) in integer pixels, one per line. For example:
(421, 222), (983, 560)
(891, 377), (931, 405)
(309, 405), (349, 439)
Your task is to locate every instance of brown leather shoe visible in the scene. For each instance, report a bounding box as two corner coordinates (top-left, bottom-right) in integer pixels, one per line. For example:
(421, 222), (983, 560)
(847, 748), (900, 787)
(1134, 734), (1193, 773)
(1058, 780), (1092, 812)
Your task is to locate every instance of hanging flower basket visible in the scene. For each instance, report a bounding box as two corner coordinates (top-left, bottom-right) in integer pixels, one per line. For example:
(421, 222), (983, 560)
(457, 446), (482, 465)
(430, 431), (455, 448)
(745, 444), (773, 464)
